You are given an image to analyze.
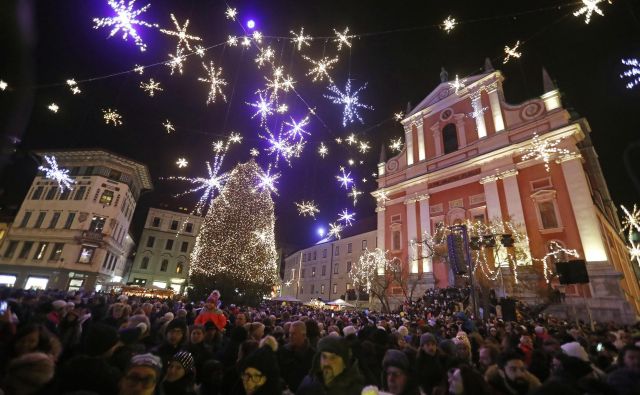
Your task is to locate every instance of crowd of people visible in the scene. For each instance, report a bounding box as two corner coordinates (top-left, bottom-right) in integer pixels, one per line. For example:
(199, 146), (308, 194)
(0, 285), (639, 395)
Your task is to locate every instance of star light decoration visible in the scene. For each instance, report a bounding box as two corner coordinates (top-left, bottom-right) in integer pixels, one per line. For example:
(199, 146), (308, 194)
(295, 201), (320, 217)
(248, 93), (286, 126)
(304, 55), (339, 83)
(348, 186), (362, 206)
(225, 7), (237, 20)
(449, 75), (466, 94)
(394, 112), (404, 121)
(291, 28), (311, 50)
(336, 167), (354, 189)
(252, 31), (263, 44)
(39, 155), (74, 192)
(66, 79), (82, 94)
(389, 137), (403, 152)
(167, 50), (186, 75)
(263, 67), (295, 100)
(160, 14), (202, 53)
(324, 79), (373, 127)
(621, 205), (640, 263)
(503, 41), (522, 64)
(134, 65), (144, 74)
(198, 61), (227, 104)
(194, 45), (206, 57)
(467, 99), (488, 127)
(167, 134), (240, 214)
(163, 120), (175, 133)
(256, 165), (280, 195)
(176, 158), (188, 168)
(318, 142), (328, 158)
(0, 80), (7, 91)
(358, 141), (371, 154)
(333, 27), (354, 50)
(92, 0), (158, 52)
(574, 0), (609, 24)
(442, 16), (457, 33)
(255, 46), (275, 68)
(48, 103), (59, 113)
(620, 58), (640, 89)
(249, 148), (260, 157)
(102, 108), (123, 126)
(227, 35), (238, 46)
(338, 208), (355, 226)
(140, 78), (163, 97)
(261, 128), (302, 166)
(519, 134), (571, 172)
(284, 115), (311, 141)
(328, 222), (344, 240)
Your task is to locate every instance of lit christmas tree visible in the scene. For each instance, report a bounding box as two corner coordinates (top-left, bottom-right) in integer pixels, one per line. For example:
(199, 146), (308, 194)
(189, 160), (278, 303)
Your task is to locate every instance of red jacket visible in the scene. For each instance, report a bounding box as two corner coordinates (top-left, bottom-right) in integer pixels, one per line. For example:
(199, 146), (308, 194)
(194, 309), (227, 331)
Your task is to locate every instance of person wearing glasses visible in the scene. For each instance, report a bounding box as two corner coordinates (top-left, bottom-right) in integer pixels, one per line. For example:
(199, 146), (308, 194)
(239, 338), (282, 395)
(119, 353), (163, 395)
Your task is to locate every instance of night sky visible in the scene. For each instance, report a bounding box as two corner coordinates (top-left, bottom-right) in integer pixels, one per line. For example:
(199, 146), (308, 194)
(1, 0), (639, 249)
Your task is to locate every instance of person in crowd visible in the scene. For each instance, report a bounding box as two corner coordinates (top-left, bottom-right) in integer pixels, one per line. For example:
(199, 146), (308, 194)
(379, 349), (420, 395)
(297, 335), (364, 395)
(152, 318), (188, 372)
(477, 344), (499, 374)
(1, 352), (55, 395)
(187, 325), (214, 379)
(415, 333), (446, 394)
(607, 344), (640, 395)
(239, 338), (281, 395)
(195, 291), (227, 332)
(485, 351), (541, 395)
(445, 364), (492, 395)
(118, 353), (163, 395)
(278, 320), (315, 392)
(195, 359), (225, 395)
(163, 351), (196, 395)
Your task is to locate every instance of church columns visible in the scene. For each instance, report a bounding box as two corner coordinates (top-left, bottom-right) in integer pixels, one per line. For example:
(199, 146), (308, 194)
(480, 175), (502, 222)
(404, 125), (414, 166)
(418, 195), (432, 273)
(415, 119), (425, 162)
(487, 84), (505, 132)
(405, 198), (419, 273)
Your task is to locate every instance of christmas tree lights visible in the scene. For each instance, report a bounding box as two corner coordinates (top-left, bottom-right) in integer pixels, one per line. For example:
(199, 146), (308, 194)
(38, 155), (75, 192)
(92, 0), (158, 52)
(189, 160), (279, 288)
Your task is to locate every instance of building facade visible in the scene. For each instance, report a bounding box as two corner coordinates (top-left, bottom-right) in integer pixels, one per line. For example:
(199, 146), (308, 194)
(281, 223), (377, 304)
(0, 149), (152, 291)
(374, 64), (640, 321)
(126, 207), (203, 294)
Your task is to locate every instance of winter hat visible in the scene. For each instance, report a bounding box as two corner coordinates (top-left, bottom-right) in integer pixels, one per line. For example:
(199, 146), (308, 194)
(166, 318), (188, 335)
(129, 353), (163, 380)
(241, 346), (279, 379)
(52, 300), (67, 310)
(343, 325), (357, 337)
(561, 341), (589, 362)
(66, 301), (75, 309)
(85, 323), (119, 356)
(119, 326), (143, 345)
(117, 294), (129, 303)
(420, 333), (437, 346)
(6, 352), (55, 388)
(162, 312), (175, 322)
(171, 351), (195, 373)
(317, 335), (351, 364)
(382, 349), (411, 372)
(397, 326), (409, 337)
(127, 314), (151, 334)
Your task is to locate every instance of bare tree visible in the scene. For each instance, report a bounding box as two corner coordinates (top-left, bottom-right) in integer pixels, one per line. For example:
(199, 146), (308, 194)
(350, 248), (400, 312)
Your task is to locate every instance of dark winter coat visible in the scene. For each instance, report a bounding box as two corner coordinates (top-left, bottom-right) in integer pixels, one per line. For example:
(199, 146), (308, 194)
(296, 359), (365, 395)
(277, 342), (315, 392)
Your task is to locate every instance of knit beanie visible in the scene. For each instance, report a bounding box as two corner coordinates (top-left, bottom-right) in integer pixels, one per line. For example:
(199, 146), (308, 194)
(241, 346), (279, 379)
(127, 314), (151, 334)
(561, 341), (589, 362)
(52, 300), (67, 310)
(85, 323), (119, 356)
(129, 353), (163, 380)
(397, 326), (409, 337)
(317, 335), (351, 365)
(343, 325), (357, 337)
(420, 333), (437, 346)
(171, 351), (195, 373)
(166, 318), (187, 335)
(382, 349), (411, 372)
(6, 352), (55, 390)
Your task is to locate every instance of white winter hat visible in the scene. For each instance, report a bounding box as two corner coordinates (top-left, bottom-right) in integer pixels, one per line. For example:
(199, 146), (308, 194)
(343, 325), (357, 337)
(52, 300), (67, 310)
(397, 326), (409, 337)
(561, 341), (589, 362)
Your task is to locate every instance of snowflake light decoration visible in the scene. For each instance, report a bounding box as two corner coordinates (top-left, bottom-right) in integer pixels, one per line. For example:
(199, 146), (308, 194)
(227, 35), (239, 46)
(133, 65), (144, 74)
(303, 55), (339, 83)
(324, 79), (373, 127)
(519, 134), (571, 172)
(263, 67), (295, 100)
(0, 80), (7, 91)
(176, 158), (188, 168)
(284, 115), (311, 141)
(375, 190), (390, 205)
(346, 134), (358, 145)
(291, 27), (311, 51)
(389, 137), (403, 152)
(252, 31), (263, 44)
(229, 132), (242, 144)
(160, 14), (202, 53)
(358, 141), (371, 154)
(249, 148), (260, 157)
(348, 186), (362, 206)
(621, 204), (640, 262)
(318, 142), (328, 158)
(198, 61), (227, 104)
(338, 208), (355, 226)
(442, 16), (457, 33)
(241, 36), (251, 47)
(256, 165), (280, 195)
(467, 100), (488, 126)
(328, 222), (344, 240)
(336, 167), (354, 189)
(255, 46), (275, 68)
(66, 79), (82, 94)
(394, 112), (404, 121)
(163, 120), (175, 133)
(102, 108), (123, 126)
(167, 49), (186, 75)
(225, 7), (237, 20)
(48, 103), (59, 113)
(574, 0), (608, 24)
(296, 201), (320, 217)
(92, 0), (158, 52)
(140, 78), (162, 97)
(333, 27), (354, 51)
(621, 58), (640, 90)
(503, 41), (522, 64)
(248, 92), (275, 126)
(39, 155), (74, 192)
(194, 45), (206, 57)
(449, 75), (466, 94)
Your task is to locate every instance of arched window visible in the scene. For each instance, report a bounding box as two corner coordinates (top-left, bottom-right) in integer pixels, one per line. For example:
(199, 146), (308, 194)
(160, 259), (168, 272)
(442, 123), (458, 154)
(176, 262), (183, 274)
